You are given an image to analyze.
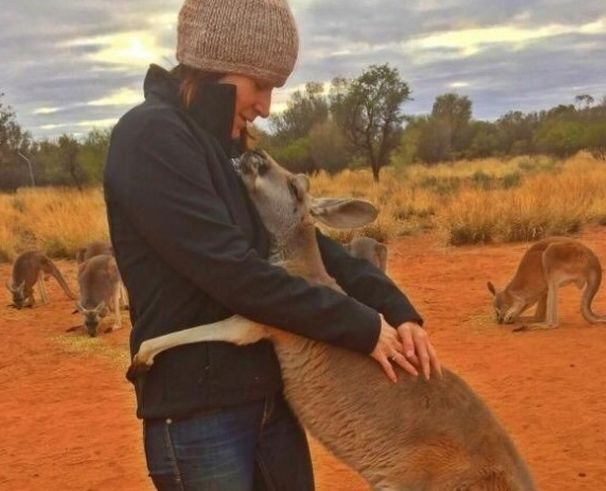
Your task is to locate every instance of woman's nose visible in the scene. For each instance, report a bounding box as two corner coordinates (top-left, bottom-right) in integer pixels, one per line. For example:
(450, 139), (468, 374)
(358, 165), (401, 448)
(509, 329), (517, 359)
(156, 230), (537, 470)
(254, 89), (272, 118)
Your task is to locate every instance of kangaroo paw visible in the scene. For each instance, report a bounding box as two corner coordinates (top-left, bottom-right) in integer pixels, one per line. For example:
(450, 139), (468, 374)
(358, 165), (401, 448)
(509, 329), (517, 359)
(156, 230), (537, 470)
(126, 352), (154, 380)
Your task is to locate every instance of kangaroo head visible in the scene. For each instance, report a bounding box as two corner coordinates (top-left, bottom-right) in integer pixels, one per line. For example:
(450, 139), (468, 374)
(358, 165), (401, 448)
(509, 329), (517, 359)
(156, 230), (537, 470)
(487, 281), (519, 324)
(76, 301), (107, 337)
(238, 150), (377, 242)
(7, 280), (29, 308)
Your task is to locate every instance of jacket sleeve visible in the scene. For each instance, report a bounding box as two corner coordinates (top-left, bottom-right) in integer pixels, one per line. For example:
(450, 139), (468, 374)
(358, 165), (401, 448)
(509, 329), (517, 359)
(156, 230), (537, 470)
(316, 230), (424, 328)
(116, 114), (381, 354)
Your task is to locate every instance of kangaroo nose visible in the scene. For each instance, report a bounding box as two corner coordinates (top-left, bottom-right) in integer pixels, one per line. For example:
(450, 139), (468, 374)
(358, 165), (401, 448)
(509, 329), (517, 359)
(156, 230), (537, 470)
(239, 154), (253, 175)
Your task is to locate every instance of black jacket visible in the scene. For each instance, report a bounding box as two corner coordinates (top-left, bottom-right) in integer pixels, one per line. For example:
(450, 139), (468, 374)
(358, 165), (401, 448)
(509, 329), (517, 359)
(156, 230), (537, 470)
(103, 65), (422, 419)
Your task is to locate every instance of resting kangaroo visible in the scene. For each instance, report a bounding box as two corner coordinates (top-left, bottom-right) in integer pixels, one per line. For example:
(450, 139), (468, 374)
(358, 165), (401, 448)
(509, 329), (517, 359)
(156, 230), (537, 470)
(6, 251), (76, 308)
(345, 236), (388, 272)
(487, 237), (606, 328)
(130, 151), (535, 490)
(76, 254), (124, 337)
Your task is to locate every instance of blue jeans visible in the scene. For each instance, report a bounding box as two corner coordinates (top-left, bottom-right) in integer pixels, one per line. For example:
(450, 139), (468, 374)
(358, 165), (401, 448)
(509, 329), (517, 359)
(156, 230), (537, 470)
(144, 392), (314, 490)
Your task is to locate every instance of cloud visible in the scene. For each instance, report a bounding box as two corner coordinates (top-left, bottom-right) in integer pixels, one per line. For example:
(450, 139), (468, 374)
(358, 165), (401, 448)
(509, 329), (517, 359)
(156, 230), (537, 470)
(1, 0), (605, 138)
(62, 31), (173, 70)
(404, 18), (606, 57)
(86, 88), (143, 107)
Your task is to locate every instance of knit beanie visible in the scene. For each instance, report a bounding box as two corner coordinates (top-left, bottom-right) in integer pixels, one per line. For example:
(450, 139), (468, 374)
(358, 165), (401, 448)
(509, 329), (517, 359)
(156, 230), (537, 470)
(176, 0), (299, 87)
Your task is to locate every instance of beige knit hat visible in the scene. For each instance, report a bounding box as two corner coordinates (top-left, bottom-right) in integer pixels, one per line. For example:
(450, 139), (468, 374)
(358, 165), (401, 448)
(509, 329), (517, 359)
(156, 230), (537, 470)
(176, 0), (299, 87)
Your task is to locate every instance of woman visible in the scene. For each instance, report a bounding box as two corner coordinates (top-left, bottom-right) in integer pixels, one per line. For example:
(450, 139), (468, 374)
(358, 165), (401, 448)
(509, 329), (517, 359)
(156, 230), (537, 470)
(104, 0), (440, 489)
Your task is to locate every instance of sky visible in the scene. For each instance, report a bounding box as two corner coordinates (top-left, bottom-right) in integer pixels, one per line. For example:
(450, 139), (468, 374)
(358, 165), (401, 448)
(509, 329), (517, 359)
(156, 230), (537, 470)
(1, 0), (605, 140)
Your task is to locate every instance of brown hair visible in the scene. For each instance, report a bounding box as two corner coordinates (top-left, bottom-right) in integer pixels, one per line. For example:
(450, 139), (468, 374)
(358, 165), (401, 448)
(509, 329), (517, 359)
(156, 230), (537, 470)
(170, 64), (256, 151)
(170, 64), (223, 109)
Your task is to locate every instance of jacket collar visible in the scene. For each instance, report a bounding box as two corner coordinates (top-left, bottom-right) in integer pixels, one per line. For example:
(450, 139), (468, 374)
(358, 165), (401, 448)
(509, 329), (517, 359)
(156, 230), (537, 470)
(143, 64), (239, 155)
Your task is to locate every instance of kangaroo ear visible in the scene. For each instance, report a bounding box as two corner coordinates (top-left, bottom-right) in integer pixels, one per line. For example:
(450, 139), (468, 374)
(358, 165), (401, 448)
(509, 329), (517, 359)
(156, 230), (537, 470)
(310, 198), (378, 229)
(487, 281), (497, 296)
(95, 301), (107, 313)
(5, 280), (14, 293)
(17, 281), (25, 294)
(75, 301), (85, 313)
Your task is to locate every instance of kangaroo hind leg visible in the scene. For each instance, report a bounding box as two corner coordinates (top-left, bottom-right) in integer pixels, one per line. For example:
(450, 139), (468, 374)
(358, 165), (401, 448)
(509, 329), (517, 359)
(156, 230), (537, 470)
(38, 271), (48, 304)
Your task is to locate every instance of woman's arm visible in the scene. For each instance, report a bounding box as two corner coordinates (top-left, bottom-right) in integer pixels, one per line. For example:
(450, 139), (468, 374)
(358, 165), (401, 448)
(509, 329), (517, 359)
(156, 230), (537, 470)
(109, 112), (381, 354)
(317, 231), (441, 379)
(316, 230), (423, 328)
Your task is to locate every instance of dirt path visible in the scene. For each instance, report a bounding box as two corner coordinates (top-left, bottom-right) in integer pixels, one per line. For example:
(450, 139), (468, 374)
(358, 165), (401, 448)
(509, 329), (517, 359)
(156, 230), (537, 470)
(1, 229), (606, 490)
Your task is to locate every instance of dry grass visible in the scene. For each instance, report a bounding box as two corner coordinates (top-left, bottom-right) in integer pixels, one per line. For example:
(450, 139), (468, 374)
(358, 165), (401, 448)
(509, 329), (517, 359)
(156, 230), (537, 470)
(310, 152), (606, 245)
(1, 152), (605, 262)
(0, 187), (108, 262)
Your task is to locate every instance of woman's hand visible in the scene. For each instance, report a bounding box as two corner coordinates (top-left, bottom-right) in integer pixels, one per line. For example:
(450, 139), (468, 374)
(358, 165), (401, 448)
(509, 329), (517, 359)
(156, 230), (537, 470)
(370, 318), (442, 383)
(370, 318), (421, 383)
(397, 321), (442, 381)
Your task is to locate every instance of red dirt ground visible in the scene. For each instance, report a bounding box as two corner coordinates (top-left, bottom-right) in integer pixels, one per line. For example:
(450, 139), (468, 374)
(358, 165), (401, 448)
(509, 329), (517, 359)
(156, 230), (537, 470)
(1, 228), (606, 490)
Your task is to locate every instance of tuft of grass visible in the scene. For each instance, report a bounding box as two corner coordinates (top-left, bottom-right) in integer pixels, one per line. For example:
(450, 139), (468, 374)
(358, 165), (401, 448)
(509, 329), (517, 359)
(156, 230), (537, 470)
(52, 333), (130, 369)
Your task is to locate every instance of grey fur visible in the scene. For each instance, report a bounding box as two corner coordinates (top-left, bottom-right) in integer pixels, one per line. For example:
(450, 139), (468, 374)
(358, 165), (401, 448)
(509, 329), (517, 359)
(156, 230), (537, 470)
(345, 236), (388, 272)
(76, 254), (124, 337)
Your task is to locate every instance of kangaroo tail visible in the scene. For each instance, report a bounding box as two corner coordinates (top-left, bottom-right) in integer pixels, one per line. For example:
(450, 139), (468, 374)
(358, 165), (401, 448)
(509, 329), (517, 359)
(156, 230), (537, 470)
(42, 256), (77, 300)
(581, 256), (606, 323)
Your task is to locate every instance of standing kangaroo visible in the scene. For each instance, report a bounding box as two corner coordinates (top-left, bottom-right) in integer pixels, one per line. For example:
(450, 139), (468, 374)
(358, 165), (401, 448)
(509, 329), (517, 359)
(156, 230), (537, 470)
(487, 237), (606, 328)
(345, 236), (388, 272)
(6, 251), (76, 308)
(76, 254), (124, 337)
(129, 151), (535, 490)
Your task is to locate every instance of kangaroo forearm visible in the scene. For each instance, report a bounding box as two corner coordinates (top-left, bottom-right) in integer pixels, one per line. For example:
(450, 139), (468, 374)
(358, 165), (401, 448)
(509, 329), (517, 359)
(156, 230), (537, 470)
(136, 316), (268, 365)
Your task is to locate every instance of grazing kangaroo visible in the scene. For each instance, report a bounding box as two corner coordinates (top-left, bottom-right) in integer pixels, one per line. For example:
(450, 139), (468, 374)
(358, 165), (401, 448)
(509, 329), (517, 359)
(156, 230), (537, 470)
(345, 236), (388, 272)
(129, 151), (535, 490)
(6, 251), (76, 308)
(487, 237), (606, 328)
(76, 254), (124, 337)
(76, 240), (113, 264)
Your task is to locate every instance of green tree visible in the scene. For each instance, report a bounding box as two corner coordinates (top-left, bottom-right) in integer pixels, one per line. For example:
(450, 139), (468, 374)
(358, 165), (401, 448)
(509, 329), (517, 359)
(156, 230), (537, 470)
(415, 117), (452, 164)
(57, 134), (86, 190)
(575, 94), (594, 110)
(270, 82), (328, 143)
(534, 121), (585, 157)
(495, 111), (538, 155)
(430, 93), (473, 157)
(583, 122), (606, 160)
(330, 64), (411, 181)
(308, 120), (354, 174)
(0, 95), (34, 190)
(80, 127), (112, 183)
(466, 121), (499, 159)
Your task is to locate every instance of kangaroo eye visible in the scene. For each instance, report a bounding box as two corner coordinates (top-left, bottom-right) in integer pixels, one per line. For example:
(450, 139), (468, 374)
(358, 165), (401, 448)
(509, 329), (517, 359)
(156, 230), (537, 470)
(288, 180), (303, 201)
(257, 162), (268, 176)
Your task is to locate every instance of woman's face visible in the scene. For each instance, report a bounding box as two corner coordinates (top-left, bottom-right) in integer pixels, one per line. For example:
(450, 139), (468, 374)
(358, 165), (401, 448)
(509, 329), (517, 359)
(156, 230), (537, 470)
(218, 74), (274, 139)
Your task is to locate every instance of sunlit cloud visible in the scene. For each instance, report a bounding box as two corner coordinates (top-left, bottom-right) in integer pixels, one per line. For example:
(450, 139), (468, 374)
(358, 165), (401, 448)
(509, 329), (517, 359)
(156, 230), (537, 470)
(87, 88), (143, 107)
(448, 81), (470, 88)
(405, 18), (606, 56)
(33, 107), (61, 115)
(63, 31), (172, 68)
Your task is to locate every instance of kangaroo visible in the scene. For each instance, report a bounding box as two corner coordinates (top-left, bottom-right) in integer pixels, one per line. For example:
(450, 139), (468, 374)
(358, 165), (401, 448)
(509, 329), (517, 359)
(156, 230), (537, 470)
(76, 254), (124, 337)
(6, 251), (76, 308)
(76, 240), (113, 264)
(345, 236), (388, 272)
(129, 151), (535, 490)
(487, 237), (606, 328)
